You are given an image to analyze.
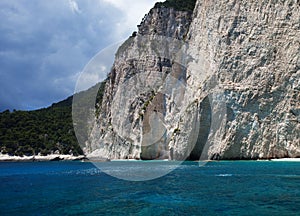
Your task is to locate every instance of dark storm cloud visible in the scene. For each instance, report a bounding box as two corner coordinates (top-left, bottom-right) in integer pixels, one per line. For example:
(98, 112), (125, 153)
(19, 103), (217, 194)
(0, 0), (157, 111)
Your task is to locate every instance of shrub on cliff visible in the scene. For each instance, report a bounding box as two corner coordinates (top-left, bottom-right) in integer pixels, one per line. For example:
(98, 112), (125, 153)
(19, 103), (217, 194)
(154, 0), (197, 12)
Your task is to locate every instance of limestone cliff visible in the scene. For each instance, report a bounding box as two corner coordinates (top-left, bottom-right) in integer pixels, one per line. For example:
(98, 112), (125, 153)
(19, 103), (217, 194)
(86, 0), (300, 160)
(184, 0), (300, 159)
(86, 5), (194, 160)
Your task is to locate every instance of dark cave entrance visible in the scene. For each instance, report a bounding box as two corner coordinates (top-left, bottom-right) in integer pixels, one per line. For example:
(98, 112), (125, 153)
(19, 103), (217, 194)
(188, 96), (212, 161)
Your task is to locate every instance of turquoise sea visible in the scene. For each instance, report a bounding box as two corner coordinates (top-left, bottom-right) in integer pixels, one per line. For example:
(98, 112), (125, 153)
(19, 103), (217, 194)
(0, 161), (299, 215)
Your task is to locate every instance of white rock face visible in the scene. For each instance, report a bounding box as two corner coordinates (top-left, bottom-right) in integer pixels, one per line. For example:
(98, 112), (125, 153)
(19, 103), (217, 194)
(183, 0), (300, 159)
(87, 1), (300, 160)
(86, 7), (194, 160)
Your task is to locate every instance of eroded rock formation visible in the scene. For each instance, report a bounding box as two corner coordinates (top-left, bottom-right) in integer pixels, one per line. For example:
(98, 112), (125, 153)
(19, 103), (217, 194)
(86, 0), (300, 160)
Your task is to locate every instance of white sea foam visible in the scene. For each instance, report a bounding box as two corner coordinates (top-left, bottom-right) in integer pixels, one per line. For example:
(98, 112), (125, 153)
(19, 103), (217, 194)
(0, 153), (85, 161)
(270, 158), (300, 162)
(215, 174), (233, 177)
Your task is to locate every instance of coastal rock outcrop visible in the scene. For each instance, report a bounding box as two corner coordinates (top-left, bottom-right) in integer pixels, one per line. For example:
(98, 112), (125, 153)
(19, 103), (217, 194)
(184, 0), (300, 159)
(85, 0), (300, 160)
(86, 6), (194, 160)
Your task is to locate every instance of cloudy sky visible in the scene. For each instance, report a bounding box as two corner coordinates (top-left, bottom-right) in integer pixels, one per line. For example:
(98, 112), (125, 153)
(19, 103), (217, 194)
(0, 0), (158, 111)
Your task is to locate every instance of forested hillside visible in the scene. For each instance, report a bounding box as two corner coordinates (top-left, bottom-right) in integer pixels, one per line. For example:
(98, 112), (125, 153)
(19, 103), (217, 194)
(0, 82), (106, 156)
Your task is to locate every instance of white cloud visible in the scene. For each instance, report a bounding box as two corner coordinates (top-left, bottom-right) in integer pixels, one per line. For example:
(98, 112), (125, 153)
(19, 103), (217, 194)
(101, 0), (158, 39)
(68, 0), (81, 14)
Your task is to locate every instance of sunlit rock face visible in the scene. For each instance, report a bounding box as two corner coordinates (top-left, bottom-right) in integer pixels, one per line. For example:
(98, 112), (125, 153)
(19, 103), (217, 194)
(185, 0), (300, 159)
(86, 0), (300, 160)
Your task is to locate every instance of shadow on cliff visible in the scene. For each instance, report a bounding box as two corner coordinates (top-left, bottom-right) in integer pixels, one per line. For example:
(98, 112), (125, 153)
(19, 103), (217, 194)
(188, 96), (212, 160)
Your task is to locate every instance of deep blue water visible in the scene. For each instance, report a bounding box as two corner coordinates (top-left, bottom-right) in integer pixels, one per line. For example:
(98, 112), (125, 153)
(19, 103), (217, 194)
(0, 161), (299, 216)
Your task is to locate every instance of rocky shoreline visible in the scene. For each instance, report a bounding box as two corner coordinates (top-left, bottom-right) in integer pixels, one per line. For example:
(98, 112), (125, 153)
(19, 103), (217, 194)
(0, 153), (86, 162)
(1, 153), (299, 162)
